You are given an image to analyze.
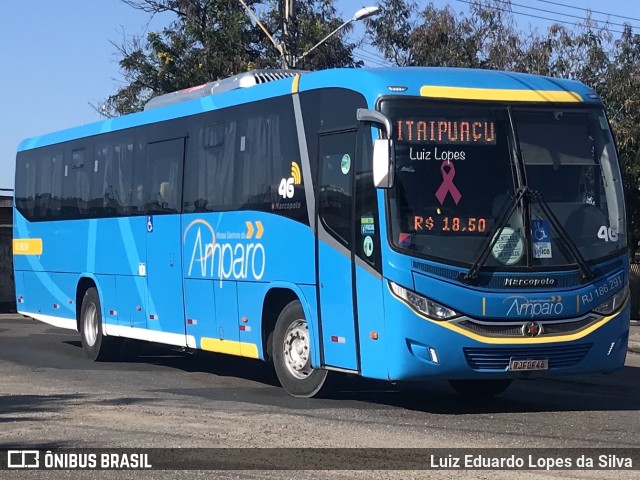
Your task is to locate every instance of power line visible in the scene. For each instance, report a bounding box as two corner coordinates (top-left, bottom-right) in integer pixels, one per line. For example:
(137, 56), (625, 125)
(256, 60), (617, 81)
(347, 0), (637, 66)
(344, 34), (394, 66)
(356, 52), (392, 67)
(356, 48), (394, 65)
(354, 49), (393, 67)
(497, 0), (639, 30)
(533, 0), (640, 23)
(454, 0), (629, 35)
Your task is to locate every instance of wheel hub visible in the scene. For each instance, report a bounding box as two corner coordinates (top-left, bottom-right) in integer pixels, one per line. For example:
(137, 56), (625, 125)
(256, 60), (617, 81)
(283, 320), (312, 379)
(84, 303), (98, 347)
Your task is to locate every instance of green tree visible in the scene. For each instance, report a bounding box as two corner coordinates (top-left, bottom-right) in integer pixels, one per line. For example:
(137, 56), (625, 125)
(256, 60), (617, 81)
(264, 0), (362, 70)
(367, 0), (417, 66)
(101, 0), (359, 116)
(366, 1), (522, 69)
(101, 0), (260, 115)
(604, 27), (640, 230)
(369, 0), (640, 232)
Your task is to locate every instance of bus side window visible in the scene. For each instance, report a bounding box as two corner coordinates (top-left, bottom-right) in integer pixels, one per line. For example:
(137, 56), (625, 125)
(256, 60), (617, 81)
(184, 120), (237, 212)
(37, 151), (63, 220)
(318, 131), (356, 247)
(354, 126), (381, 269)
(146, 139), (183, 214)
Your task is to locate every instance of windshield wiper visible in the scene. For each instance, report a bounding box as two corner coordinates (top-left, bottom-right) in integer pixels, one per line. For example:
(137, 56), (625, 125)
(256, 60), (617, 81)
(460, 186), (527, 284)
(529, 189), (594, 282)
(460, 187), (594, 284)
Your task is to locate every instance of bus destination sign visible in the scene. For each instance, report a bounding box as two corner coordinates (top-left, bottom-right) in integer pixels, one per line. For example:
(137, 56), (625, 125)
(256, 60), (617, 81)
(396, 118), (496, 145)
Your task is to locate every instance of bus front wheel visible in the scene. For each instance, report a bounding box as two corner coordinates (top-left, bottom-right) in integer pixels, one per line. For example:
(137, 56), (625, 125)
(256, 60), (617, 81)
(272, 300), (327, 398)
(80, 287), (115, 361)
(448, 379), (513, 397)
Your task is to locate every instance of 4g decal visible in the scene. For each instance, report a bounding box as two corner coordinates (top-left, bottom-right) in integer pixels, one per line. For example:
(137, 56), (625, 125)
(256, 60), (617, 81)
(597, 225), (618, 242)
(279, 161), (302, 199)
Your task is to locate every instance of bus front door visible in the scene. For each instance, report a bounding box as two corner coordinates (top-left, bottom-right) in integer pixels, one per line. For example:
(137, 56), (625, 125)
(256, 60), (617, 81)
(316, 129), (359, 372)
(144, 138), (187, 346)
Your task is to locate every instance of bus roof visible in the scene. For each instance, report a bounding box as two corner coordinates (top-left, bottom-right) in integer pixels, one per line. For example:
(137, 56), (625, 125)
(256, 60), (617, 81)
(18, 67), (602, 152)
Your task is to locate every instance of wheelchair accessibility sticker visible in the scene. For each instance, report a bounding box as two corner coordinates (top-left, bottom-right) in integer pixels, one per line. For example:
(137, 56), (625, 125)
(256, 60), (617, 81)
(532, 219), (552, 259)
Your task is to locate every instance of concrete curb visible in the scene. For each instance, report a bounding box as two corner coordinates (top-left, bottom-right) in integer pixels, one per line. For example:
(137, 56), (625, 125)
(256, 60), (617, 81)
(628, 321), (640, 354)
(628, 341), (640, 355)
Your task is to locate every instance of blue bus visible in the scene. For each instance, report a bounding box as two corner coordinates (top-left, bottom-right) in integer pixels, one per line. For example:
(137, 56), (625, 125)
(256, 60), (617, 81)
(13, 67), (630, 397)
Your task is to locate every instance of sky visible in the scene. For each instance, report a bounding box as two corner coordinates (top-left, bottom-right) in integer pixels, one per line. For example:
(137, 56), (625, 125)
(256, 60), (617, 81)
(1, 0), (638, 191)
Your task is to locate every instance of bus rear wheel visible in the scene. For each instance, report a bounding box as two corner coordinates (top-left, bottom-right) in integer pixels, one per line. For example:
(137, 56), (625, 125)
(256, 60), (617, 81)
(80, 287), (115, 361)
(448, 379), (513, 397)
(272, 300), (327, 398)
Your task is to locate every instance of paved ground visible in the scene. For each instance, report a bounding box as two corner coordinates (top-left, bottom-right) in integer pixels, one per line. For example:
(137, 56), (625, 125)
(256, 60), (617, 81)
(628, 320), (640, 354)
(1, 314), (639, 479)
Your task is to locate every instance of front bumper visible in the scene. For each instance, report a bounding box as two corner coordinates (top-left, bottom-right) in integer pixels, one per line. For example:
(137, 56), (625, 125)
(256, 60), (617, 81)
(382, 287), (630, 381)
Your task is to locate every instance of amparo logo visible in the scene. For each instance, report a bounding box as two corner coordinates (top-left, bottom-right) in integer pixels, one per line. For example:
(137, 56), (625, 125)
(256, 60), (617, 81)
(504, 295), (564, 317)
(183, 219), (266, 281)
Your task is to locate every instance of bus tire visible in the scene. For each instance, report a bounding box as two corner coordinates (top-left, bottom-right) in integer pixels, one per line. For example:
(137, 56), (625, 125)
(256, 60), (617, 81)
(80, 287), (115, 361)
(272, 300), (327, 398)
(448, 379), (513, 397)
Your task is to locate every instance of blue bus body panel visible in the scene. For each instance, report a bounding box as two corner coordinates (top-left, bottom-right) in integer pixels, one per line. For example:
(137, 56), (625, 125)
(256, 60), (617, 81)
(96, 274), (118, 327)
(13, 214), (146, 276)
(317, 240), (358, 370)
(214, 280), (240, 345)
(145, 214), (186, 343)
(21, 271), (51, 314)
(354, 264), (387, 379)
(113, 217), (147, 276)
(14, 210), (149, 330)
(49, 272), (78, 318)
(184, 278), (215, 346)
(236, 281), (269, 358)
(115, 275), (147, 330)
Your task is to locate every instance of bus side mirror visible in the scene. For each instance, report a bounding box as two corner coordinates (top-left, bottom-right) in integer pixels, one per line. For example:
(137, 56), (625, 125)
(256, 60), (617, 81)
(373, 139), (395, 189)
(356, 108), (395, 189)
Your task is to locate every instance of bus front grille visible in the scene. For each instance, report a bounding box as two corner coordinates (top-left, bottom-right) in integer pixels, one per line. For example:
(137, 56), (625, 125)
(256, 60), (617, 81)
(463, 343), (592, 371)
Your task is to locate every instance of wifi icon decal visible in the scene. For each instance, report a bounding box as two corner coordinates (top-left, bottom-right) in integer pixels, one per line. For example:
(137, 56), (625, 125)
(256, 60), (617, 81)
(291, 162), (302, 185)
(279, 162), (302, 199)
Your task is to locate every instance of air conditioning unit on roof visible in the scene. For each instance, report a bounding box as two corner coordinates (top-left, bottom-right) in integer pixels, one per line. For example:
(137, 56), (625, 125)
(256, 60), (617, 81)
(144, 69), (306, 110)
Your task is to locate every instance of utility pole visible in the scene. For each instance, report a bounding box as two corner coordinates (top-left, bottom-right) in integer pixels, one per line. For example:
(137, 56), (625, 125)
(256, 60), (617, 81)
(282, 0), (294, 69)
(238, 0), (289, 68)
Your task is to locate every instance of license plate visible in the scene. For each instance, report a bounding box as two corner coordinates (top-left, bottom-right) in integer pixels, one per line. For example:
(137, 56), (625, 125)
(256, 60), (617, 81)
(509, 358), (549, 371)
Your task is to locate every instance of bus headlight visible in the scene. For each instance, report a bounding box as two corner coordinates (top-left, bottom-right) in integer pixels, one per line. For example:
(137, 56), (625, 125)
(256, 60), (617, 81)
(593, 286), (629, 315)
(389, 281), (458, 320)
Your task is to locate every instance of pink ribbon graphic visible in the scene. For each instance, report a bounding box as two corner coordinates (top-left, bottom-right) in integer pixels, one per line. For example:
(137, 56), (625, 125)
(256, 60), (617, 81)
(435, 162), (462, 205)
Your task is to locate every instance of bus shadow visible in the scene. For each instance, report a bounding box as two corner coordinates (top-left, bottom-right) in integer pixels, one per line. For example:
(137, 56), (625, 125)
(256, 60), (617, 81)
(324, 366), (640, 414)
(64, 339), (640, 414)
(123, 341), (282, 387)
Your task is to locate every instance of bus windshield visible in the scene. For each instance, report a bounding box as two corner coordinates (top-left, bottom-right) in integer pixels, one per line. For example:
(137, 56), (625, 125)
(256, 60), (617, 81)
(384, 99), (626, 268)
